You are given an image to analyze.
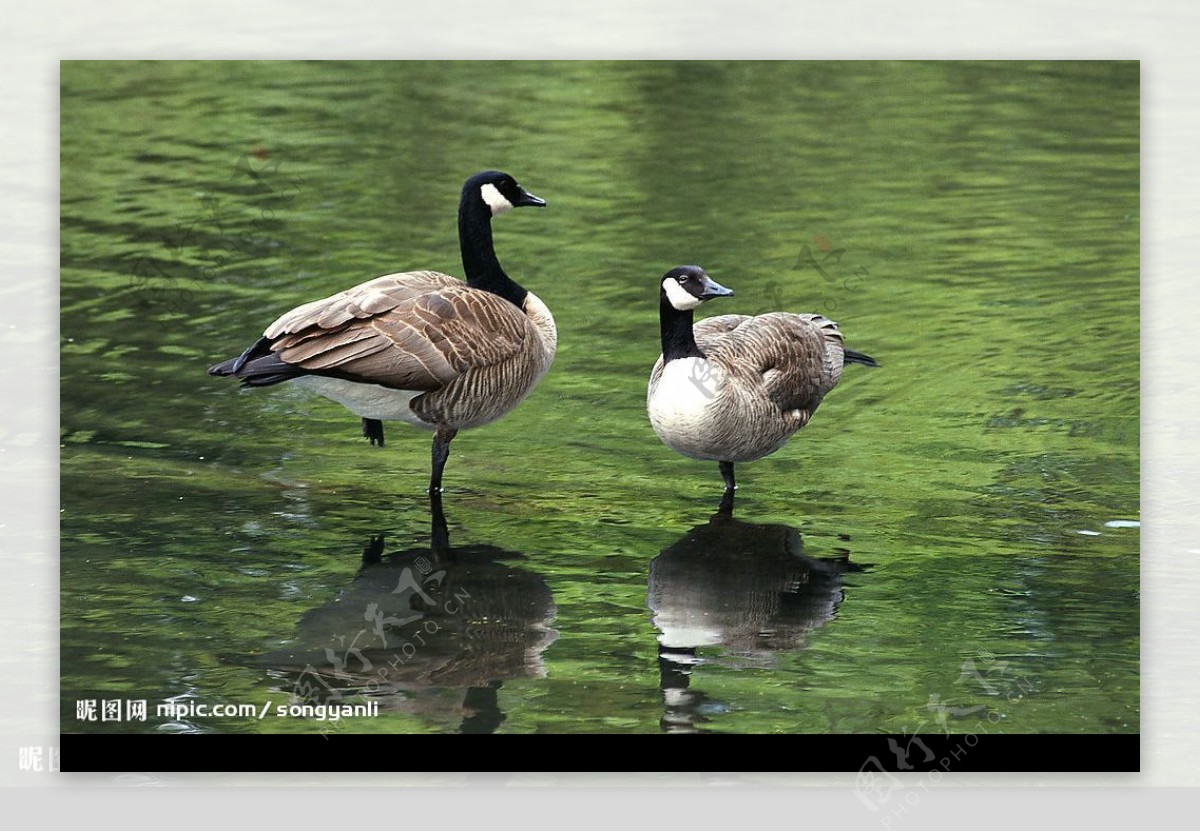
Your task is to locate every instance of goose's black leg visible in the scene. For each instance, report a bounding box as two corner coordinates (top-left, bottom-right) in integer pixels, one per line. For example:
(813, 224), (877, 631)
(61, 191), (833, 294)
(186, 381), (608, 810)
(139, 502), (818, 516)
(429, 427), (458, 494)
(362, 418), (385, 447)
(719, 461), (736, 492)
(429, 491), (450, 556)
(718, 461), (736, 515)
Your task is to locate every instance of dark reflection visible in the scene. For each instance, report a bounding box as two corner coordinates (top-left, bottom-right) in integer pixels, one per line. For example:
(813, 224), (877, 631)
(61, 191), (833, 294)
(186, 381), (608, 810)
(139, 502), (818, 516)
(256, 495), (557, 734)
(648, 512), (865, 733)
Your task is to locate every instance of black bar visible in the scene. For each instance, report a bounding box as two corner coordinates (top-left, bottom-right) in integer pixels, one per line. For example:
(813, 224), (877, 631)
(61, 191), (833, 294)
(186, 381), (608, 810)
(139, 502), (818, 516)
(60, 733), (1139, 773)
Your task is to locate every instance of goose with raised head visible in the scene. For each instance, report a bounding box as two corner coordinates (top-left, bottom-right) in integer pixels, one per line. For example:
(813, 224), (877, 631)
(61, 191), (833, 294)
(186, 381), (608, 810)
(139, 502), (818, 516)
(646, 265), (877, 511)
(208, 170), (554, 493)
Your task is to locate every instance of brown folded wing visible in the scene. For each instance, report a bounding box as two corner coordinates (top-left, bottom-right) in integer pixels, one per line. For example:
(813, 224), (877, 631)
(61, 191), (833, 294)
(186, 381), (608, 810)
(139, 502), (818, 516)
(696, 312), (846, 414)
(263, 271), (533, 391)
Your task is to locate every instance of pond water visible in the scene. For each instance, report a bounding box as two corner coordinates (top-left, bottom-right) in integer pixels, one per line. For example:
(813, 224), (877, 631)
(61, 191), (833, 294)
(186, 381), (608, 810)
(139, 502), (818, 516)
(61, 61), (1138, 737)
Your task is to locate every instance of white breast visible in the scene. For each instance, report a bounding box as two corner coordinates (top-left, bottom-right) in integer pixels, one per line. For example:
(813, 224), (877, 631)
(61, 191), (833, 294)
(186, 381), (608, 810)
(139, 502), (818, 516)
(292, 377), (434, 429)
(647, 356), (724, 459)
(522, 291), (558, 365)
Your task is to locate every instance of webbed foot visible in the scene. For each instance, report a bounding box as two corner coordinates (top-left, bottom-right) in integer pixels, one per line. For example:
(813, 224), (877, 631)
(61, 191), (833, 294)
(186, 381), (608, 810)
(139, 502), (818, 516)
(362, 418), (385, 447)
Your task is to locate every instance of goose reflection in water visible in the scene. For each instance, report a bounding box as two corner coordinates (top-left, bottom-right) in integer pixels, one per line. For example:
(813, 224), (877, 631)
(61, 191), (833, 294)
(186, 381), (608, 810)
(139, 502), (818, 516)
(257, 494), (557, 734)
(648, 511), (866, 733)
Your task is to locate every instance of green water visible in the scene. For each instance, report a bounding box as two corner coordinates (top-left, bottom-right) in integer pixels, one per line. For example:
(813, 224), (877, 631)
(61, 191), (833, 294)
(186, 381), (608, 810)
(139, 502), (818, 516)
(60, 61), (1139, 736)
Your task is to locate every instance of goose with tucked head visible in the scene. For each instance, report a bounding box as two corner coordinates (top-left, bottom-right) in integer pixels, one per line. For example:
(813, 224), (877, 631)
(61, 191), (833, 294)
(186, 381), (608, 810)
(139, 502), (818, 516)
(208, 170), (554, 494)
(647, 265), (877, 511)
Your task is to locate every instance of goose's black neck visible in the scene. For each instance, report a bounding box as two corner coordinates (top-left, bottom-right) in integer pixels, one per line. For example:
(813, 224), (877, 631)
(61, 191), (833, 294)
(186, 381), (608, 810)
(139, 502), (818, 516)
(660, 297), (706, 362)
(459, 196), (528, 310)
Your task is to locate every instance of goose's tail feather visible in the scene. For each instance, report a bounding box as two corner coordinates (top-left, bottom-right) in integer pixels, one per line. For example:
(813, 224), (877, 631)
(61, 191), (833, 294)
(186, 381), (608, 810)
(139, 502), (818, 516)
(843, 348), (879, 368)
(208, 336), (308, 387)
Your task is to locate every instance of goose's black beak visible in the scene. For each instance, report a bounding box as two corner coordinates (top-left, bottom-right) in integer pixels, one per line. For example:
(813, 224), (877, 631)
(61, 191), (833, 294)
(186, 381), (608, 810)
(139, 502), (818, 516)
(514, 188), (546, 208)
(699, 276), (734, 299)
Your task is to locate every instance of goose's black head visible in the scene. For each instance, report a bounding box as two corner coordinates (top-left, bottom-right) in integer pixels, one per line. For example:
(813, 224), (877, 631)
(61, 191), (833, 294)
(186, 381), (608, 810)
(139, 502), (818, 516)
(660, 265), (735, 312)
(463, 170), (546, 217)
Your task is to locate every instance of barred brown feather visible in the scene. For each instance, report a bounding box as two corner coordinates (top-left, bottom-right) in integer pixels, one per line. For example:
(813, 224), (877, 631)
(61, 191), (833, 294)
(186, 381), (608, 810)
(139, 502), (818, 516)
(648, 312), (856, 464)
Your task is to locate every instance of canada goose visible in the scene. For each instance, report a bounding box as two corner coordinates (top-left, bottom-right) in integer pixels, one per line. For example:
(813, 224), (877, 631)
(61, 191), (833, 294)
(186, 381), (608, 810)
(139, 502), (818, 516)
(646, 265), (877, 509)
(208, 170), (554, 493)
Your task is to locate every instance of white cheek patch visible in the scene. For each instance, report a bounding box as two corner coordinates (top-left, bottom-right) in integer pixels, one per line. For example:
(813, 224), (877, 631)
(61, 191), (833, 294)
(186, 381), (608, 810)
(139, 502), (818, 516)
(480, 182), (514, 215)
(662, 278), (704, 311)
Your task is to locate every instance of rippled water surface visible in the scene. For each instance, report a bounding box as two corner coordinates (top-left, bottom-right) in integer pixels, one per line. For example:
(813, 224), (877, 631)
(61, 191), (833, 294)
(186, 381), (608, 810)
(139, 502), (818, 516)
(61, 61), (1138, 735)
